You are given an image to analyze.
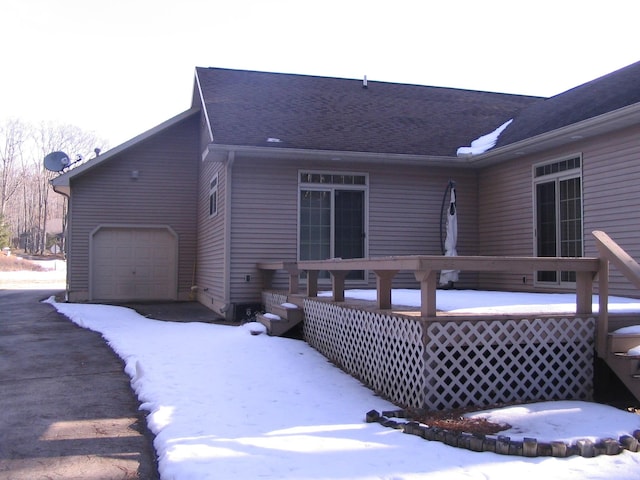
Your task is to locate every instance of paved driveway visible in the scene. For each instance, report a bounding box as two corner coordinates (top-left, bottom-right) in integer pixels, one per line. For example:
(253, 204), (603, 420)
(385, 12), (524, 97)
(0, 288), (157, 479)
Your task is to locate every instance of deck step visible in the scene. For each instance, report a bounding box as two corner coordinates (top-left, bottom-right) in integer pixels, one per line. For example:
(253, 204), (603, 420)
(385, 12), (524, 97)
(608, 331), (640, 354)
(256, 303), (305, 336)
(613, 352), (640, 360)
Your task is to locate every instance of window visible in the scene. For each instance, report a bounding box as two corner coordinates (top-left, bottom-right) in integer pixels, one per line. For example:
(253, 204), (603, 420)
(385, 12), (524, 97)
(209, 174), (218, 217)
(299, 171), (367, 280)
(533, 156), (582, 285)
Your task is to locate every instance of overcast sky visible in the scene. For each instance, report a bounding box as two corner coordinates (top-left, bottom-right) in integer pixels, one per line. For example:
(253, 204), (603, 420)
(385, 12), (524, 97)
(2, 0), (639, 148)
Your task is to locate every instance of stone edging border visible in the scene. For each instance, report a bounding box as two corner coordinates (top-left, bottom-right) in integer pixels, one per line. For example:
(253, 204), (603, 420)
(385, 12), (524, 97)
(366, 409), (640, 457)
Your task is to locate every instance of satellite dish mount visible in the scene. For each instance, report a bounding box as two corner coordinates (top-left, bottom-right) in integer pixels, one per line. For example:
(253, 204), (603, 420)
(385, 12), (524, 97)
(43, 151), (82, 172)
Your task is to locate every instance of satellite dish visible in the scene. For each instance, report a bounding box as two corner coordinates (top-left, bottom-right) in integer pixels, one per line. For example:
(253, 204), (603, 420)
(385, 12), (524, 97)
(44, 151), (71, 172)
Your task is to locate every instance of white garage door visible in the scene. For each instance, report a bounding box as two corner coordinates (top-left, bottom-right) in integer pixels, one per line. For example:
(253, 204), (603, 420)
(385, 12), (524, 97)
(92, 227), (178, 301)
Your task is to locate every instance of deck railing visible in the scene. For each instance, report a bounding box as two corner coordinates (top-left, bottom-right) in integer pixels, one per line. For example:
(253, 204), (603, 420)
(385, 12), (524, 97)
(259, 255), (601, 316)
(592, 230), (640, 357)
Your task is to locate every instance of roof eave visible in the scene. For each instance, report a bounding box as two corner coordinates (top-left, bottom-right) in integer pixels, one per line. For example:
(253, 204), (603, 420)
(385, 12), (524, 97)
(193, 68), (214, 142)
(466, 102), (640, 167)
(202, 144), (469, 167)
(51, 108), (200, 187)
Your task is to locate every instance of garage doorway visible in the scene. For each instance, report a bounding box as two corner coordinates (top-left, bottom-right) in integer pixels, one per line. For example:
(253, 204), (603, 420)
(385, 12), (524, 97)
(91, 226), (178, 301)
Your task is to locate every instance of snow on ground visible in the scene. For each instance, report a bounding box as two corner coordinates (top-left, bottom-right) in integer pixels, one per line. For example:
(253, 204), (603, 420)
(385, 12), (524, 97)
(0, 258), (66, 289)
(319, 288), (640, 314)
(42, 289), (640, 480)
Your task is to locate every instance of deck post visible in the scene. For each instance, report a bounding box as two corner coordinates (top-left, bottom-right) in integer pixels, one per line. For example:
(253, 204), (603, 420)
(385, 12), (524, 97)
(306, 270), (319, 297)
(260, 269), (274, 290)
(575, 271), (594, 315)
(374, 270), (398, 310)
(283, 262), (300, 294)
(330, 271), (349, 302)
(597, 259), (609, 358)
(414, 270), (437, 317)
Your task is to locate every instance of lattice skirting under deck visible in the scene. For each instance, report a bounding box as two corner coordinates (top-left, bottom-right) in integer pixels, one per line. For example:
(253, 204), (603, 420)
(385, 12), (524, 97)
(303, 298), (426, 408)
(302, 296), (595, 410)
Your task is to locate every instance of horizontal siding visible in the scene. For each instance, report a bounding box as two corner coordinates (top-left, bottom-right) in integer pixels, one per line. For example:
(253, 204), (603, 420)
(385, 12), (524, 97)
(477, 125), (640, 298)
(68, 116), (199, 300)
(368, 165), (479, 288)
(196, 159), (227, 306)
(583, 125), (640, 298)
(230, 159), (300, 302)
(477, 154), (535, 291)
(227, 157), (480, 303)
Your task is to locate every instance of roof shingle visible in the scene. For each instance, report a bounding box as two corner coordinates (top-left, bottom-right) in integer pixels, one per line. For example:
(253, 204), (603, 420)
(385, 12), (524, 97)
(496, 60), (640, 147)
(196, 67), (541, 157)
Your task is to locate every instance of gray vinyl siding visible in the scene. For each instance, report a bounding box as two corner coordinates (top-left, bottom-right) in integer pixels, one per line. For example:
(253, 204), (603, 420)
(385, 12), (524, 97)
(66, 116), (199, 301)
(477, 155), (536, 291)
(368, 165), (478, 287)
(582, 125), (640, 298)
(225, 157), (479, 305)
(229, 158), (299, 303)
(477, 125), (640, 298)
(196, 159), (227, 308)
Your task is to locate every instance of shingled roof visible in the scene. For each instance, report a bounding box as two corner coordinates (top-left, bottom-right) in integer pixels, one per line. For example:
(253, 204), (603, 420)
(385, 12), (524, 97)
(496, 60), (640, 148)
(195, 67), (541, 157)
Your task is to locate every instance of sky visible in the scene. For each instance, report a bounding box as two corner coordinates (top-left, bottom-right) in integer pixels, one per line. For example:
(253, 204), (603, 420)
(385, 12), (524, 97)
(2, 0), (640, 149)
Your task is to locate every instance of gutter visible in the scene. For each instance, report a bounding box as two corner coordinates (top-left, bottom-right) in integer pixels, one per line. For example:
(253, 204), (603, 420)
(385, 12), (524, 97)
(202, 144), (465, 167)
(51, 183), (71, 299)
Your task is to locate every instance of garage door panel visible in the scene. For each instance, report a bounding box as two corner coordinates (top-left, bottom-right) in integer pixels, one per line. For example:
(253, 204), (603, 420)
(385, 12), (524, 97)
(92, 227), (177, 301)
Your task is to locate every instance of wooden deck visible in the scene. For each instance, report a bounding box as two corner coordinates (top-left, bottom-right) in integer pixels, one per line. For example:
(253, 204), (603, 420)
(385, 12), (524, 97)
(258, 231), (640, 409)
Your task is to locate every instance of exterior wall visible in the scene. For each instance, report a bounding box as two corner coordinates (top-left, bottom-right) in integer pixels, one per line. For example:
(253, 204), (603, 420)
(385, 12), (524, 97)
(477, 153), (537, 291)
(218, 156), (479, 309)
(477, 125), (640, 298)
(66, 115), (199, 301)
(582, 125), (640, 298)
(196, 158), (228, 313)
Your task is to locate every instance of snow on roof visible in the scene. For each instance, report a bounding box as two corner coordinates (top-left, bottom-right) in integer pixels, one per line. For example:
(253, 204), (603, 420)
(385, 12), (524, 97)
(456, 119), (513, 157)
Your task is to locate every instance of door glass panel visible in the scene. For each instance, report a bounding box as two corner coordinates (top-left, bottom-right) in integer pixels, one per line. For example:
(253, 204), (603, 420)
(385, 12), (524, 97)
(559, 177), (582, 282)
(300, 190), (331, 264)
(334, 190), (364, 279)
(536, 181), (557, 282)
(299, 188), (365, 281)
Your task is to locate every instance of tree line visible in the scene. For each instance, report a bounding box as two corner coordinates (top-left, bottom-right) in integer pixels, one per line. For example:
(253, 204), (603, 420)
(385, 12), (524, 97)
(0, 118), (108, 255)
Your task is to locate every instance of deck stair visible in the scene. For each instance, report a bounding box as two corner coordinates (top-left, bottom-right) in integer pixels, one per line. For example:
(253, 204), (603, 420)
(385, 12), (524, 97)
(256, 302), (304, 336)
(606, 330), (640, 401)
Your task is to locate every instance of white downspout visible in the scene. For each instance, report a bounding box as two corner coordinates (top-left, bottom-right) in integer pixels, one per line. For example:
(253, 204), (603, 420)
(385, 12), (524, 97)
(223, 150), (235, 318)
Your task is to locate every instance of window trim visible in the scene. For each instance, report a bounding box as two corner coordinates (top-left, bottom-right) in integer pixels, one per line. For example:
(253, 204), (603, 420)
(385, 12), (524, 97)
(208, 174), (219, 217)
(532, 154), (584, 288)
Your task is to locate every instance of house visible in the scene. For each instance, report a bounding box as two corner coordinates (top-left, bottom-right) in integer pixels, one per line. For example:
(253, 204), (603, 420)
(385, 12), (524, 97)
(52, 61), (640, 321)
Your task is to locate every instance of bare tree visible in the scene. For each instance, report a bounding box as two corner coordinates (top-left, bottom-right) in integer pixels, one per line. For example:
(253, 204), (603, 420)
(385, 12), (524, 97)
(0, 118), (27, 217)
(1, 118), (108, 254)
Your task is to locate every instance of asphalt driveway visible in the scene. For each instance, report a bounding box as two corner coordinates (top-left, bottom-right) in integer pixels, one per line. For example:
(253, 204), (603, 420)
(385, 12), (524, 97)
(0, 288), (158, 479)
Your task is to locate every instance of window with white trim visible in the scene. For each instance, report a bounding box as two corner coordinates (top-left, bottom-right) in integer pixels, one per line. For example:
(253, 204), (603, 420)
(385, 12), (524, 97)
(209, 174), (218, 217)
(533, 155), (583, 285)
